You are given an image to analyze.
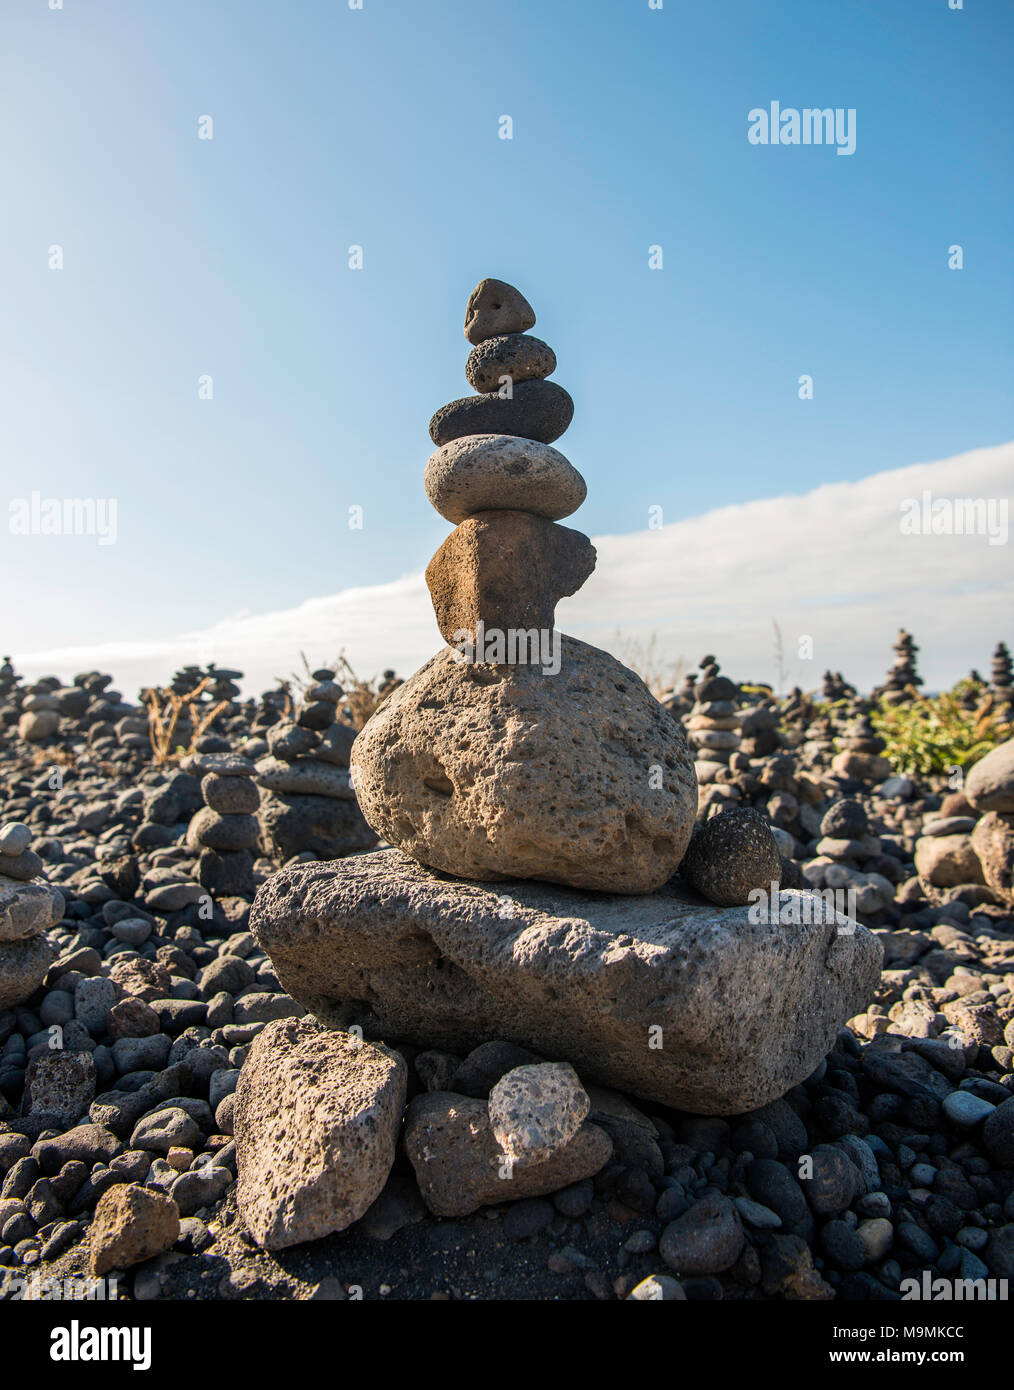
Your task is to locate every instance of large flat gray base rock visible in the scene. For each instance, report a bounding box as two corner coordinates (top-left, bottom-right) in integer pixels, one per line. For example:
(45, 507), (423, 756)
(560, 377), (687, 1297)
(250, 849), (883, 1115)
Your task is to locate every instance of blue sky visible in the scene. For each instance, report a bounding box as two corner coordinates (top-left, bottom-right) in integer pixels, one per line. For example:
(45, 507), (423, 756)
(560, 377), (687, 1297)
(1, 0), (1011, 667)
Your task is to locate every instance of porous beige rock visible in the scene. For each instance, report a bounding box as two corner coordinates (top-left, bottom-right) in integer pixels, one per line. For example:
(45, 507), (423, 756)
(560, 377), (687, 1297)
(425, 510), (595, 646)
(488, 1062), (590, 1164)
(90, 1183), (180, 1275)
(403, 1090), (611, 1216)
(233, 1017), (406, 1250)
(971, 811), (1014, 904)
(0, 878), (64, 942)
(0, 934), (57, 1009)
(914, 833), (984, 888)
(250, 848), (882, 1114)
(424, 435), (586, 524)
(965, 739), (1014, 814)
(350, 635), (697, 895)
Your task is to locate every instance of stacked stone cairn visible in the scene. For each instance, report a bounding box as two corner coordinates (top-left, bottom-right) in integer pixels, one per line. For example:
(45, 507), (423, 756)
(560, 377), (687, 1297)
(685, 657), (744, 785)
(802, 797), (898, 917)
(235, 281), (881, 1252)
(991, 641), (1014, 718)
(831, 713), (893, 784)
(184, 753), (262, 898)
(253, 671), (376, 863)
(879, 629), (923, 705)
(660, 670), (697, 720)
(0, 821), (63, 1009)
(822, 670), (855, 702)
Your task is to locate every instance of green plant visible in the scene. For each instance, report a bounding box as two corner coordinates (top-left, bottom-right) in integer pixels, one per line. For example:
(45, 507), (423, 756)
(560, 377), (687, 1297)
(868, 685), (1011, 776)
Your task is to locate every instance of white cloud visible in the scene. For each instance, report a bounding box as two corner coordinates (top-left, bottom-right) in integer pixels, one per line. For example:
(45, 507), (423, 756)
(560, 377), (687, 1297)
(14, 441), (1013, 700)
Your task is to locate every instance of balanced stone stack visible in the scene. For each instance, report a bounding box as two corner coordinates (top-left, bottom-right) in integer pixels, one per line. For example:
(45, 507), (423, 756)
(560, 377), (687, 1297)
(354, 277), (695, 893)
(821, 670), (855, 702)
(831, 713), (893, 783)
(991, 642), (1014, 718)
(17, 683), (61, 744)
(685, 658), (744, 785)
(0, 821), (63, 1008)
(254, 676), (376, 863)
(879, 629), (923, 705)
(184, 752), (261, 898)
(249, 278), (881, 1123)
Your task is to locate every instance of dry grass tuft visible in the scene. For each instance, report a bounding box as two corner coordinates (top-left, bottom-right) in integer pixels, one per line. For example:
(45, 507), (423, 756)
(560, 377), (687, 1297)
(143, 677), (229, 765)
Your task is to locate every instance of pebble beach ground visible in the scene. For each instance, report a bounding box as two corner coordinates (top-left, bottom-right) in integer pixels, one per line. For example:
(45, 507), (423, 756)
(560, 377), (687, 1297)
(2, 651), (1013, 1306)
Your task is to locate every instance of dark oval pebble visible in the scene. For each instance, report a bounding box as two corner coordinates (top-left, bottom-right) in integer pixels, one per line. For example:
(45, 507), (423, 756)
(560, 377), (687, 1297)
(821, 1218), (867, 1272)
(428, 380), (573, 447)
(502, 1198), (554, 1241)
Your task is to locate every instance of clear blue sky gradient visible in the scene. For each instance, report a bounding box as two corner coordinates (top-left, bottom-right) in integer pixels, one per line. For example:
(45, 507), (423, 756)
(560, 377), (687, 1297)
(1, 0), (1011, 657)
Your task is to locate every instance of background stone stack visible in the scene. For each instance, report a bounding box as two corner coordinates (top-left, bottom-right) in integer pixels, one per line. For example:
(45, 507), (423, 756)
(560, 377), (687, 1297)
(831, 713), (893, 783)
(254, 679), (376, 863)
(350, 277), (699, 895)
(879, 629), (923, 705)
(991, 641), (1014, 718)
(0, 821), (63, 1008)
(16, 681), (61, 744)
(822, 670), (856, 702)
(184, 753), (262, 898)
(685, 657), (744, 785)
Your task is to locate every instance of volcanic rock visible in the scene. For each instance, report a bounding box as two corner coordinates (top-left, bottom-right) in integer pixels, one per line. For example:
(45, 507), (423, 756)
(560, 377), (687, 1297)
(249, 848), (882, 1114)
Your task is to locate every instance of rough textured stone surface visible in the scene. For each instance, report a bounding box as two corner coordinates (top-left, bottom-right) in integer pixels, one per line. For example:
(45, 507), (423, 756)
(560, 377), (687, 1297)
(679, 807), (782, 907)
(465, 333), (556, 393)
(0, 879), (64, 942)
(403, 1090), (611, 1216)
(429, 380), (573, 448)
(90, 1183), (180, 1275)
(965, 739), (1014, 813)
(424, 434), (586, 524)
(350, 636), (697, 894)
(186, 807), (260, 853)
(254, 757), (354, 800)
(201, 773), (260, 815)
(971, 812), (1014, 904)
(250, 848), (882, 1114)
(25, 1050), (96, 1127)
(914, 833), (984, 887)
(234, 1017), (406, 1250)
(0, 933), (56, 1008)
(425, 510), (595, 646)
(488, 1062), (590, 1164)
(463, 278), (536, 345)
(256, 790), (378, 862)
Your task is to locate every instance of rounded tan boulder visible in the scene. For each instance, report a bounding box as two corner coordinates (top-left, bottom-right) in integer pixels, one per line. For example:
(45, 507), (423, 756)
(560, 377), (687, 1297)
(424, 434), (586, 524)
(971, 811), (1014, 904)
(350, 635), (697, 894)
